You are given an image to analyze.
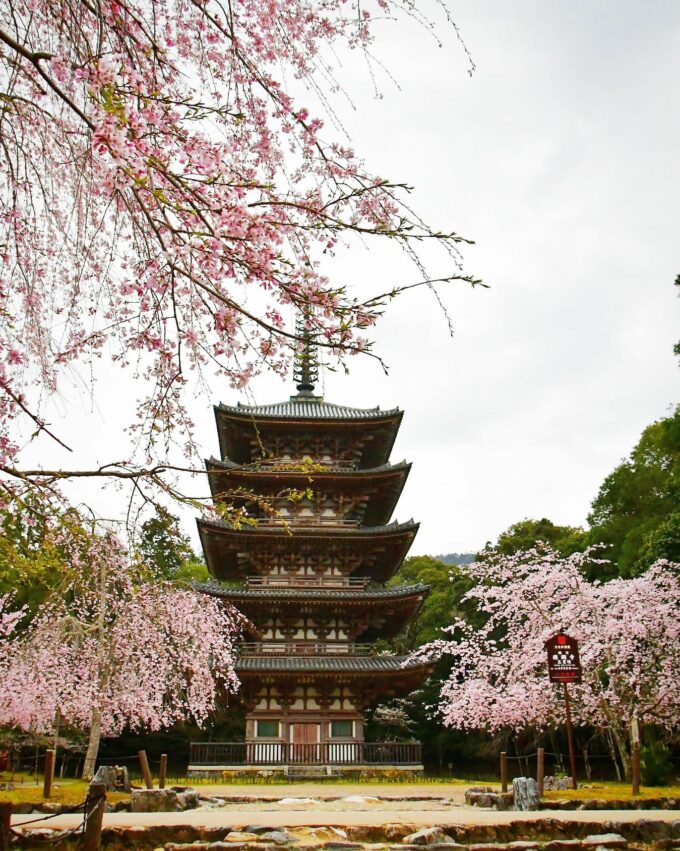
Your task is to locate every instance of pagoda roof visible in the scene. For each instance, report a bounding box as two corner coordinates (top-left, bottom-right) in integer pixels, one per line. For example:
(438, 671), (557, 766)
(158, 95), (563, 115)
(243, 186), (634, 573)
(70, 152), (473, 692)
(235, 654), (430, 674)
(216, 398), (401, 421)
(196, 580), (428, 640)
(234, 654), (434, 701)
(198, 581), (428, 603)
(197, 517), (418, 583)
(214, 399), (402, 467)
(205, 458), (411, 527)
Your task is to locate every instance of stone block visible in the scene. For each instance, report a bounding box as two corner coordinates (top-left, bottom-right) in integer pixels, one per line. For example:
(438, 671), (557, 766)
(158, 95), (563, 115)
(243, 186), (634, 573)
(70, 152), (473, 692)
(512, 777), (540, 812)
(402, 828), (456, 846)
(581, 835), (627, 848)
(258, 831), (298, 844)
(544, 841), (583, 851)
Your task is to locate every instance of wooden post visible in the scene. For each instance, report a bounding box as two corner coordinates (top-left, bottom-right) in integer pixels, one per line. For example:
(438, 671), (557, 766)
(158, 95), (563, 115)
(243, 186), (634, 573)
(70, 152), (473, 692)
(537, 747), (545, 798)
(158, 754), (167, 789)
(0, 802), (12, 851)
(83, 783), (106, 851)
(138, 750), (153, 790)
(500, 751), (508, 792)
(43, 749), (55, 798)
(631, 743), (641, 796)
(562, 683), (578, 790)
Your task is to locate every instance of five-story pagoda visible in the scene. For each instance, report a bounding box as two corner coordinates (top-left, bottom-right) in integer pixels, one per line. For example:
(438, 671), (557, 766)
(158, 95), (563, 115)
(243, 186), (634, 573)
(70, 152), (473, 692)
(190, 330), (432, 775)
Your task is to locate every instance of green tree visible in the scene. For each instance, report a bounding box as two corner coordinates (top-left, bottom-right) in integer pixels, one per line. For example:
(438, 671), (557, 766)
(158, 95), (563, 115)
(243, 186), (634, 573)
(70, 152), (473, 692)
(588, 406), (680, 577)
(387, 556), (478, 650)
(137, 509), (208, 582)
(480, 517), (588, 560)
(0, 500), (80, 611)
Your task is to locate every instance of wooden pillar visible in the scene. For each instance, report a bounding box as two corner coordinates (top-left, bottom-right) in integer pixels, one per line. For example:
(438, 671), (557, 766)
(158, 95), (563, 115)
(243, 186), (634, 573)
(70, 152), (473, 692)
(158, 754), (167, 789)
(0, 802), (12, 851)
(631, 743), (641, 796)
(537, 747), (545, 798)
(43, 749), (55, 798)
(138, 750), (153, 790)
(83, 783), (106, 851)
(500, 751), (508, 792)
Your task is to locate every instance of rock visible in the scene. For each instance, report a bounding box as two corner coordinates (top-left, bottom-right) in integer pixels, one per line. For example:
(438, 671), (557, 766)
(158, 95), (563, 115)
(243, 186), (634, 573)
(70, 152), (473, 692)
(507, 843), (541, 850)
(512, 777), (541, 811)
(165, 845), (211, 851)
(92, 763), (131, 792)
(308, 828), (349, 840)
(581, 835), (627, 848)
(245, 827), (281, 835)
(496, 792), (515, 811)
(543, 775), (573, 791)
(258, 831), (297, 844)
(224, 833), (262, 843)
(385, 825), (416, 841)
(544, 842), (584, 851)
(131, 789), (180, 812)
(672, 822), (680, 840)
(177, 791), (201, 811)
(402, 828), (456, 846)
(278, 797), (320, 807)
(343, 795), (381, 805)
(470, 844), (510, 851)
(634, 821), (672, 843)
(321, 843), (362, 850)
(466, 791), (498, 808)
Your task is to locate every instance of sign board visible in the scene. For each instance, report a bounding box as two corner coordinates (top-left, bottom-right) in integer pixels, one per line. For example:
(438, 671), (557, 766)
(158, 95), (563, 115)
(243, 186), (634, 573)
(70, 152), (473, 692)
(545, 633), (582, 684)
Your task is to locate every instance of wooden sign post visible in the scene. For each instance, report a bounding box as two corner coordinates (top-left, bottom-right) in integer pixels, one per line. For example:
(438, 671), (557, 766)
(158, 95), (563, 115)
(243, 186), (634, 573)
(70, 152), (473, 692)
(546, 632), (582, 790)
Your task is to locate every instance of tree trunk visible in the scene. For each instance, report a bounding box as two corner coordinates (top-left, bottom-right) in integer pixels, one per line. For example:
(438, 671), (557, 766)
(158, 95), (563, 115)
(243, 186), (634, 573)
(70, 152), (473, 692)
(610, 722), (631, 781)
(82, 708), (102, 779)
(582, 746), (592, 781)
(605, 729), (622, 781)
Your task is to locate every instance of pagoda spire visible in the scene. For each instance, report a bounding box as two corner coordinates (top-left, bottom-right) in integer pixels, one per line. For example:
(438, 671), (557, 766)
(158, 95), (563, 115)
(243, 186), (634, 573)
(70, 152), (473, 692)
(293, 312), (319, 397)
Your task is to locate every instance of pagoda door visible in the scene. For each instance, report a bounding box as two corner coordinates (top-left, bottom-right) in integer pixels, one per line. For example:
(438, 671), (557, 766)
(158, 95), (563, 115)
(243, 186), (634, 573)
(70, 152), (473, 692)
(290, 723), (321, 764)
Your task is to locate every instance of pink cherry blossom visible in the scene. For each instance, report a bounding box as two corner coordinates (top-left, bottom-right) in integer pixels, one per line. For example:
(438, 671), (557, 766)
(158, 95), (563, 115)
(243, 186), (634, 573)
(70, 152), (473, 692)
(0, 527), (243, 776)
(414, 547), (680, 780)
(0, 0), (478, 505)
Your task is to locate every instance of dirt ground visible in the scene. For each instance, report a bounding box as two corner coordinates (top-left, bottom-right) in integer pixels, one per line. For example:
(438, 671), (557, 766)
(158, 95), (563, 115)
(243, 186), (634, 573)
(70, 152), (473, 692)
(10, 782), (680, 832)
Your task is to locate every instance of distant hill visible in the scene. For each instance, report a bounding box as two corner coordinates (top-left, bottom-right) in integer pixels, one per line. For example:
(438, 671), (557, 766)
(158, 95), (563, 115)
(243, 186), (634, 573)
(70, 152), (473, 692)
(433, 552), (476, 566)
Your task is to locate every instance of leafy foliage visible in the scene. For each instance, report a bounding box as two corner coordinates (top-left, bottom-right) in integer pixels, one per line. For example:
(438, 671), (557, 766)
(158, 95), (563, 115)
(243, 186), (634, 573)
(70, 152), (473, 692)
(137, 508), (208, 582)
(480, 518), (588, 560)
(588, 406), (680, 577)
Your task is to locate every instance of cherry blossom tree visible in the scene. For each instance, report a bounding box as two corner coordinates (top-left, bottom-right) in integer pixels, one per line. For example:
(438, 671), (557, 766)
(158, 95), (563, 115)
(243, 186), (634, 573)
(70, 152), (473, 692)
(0, 0), (479, 514)
(0, 524), (243, 777)
(415, 547), (680, 779)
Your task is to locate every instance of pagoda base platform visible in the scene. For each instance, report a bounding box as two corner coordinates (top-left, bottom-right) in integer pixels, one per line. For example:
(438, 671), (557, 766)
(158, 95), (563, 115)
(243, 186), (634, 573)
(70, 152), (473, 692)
(188, 741), (424, 777)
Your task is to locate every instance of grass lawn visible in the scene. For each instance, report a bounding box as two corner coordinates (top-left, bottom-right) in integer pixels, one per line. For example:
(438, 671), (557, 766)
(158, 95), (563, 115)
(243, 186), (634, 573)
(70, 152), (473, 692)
(543, 781), (680, 801)
(0, 773), (129, 806)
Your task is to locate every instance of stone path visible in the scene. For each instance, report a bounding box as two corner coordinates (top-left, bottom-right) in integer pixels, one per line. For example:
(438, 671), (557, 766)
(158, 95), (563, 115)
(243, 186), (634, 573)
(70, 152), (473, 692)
(193, 784), (472, 801)
(11, 805), (680, 831)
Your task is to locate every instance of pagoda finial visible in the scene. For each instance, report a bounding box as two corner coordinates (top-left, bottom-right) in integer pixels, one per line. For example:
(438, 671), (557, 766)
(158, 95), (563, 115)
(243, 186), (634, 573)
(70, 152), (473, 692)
(293, 312), (319, 396)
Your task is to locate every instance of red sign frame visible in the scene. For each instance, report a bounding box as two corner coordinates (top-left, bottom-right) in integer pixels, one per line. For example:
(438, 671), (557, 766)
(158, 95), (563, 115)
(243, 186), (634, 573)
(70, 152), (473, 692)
(545, 632), (582, 684)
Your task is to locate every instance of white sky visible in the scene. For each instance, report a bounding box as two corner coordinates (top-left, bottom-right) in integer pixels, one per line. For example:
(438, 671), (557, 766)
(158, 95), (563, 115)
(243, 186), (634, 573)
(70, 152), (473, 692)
(21, 1), (680, 556)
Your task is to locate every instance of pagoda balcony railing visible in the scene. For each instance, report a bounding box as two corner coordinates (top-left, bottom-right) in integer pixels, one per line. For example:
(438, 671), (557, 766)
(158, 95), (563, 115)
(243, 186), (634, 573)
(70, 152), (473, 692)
(238, 641), (376, 656)
(256, 517), (359, 529)
(246, 575), (368, 589)
(189, 741), (422, 767)
(250, 459), (358, 472)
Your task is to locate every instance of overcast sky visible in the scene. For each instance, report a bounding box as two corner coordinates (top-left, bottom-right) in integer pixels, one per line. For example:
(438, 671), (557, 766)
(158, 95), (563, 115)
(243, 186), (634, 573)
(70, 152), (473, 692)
(237, 0), (680, 555)
(24, 1), (680, 557)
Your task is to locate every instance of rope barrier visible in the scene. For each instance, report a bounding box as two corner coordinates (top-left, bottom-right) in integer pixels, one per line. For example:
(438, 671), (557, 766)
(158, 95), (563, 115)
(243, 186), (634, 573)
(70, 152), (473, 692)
(9, 791), (92, 844)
